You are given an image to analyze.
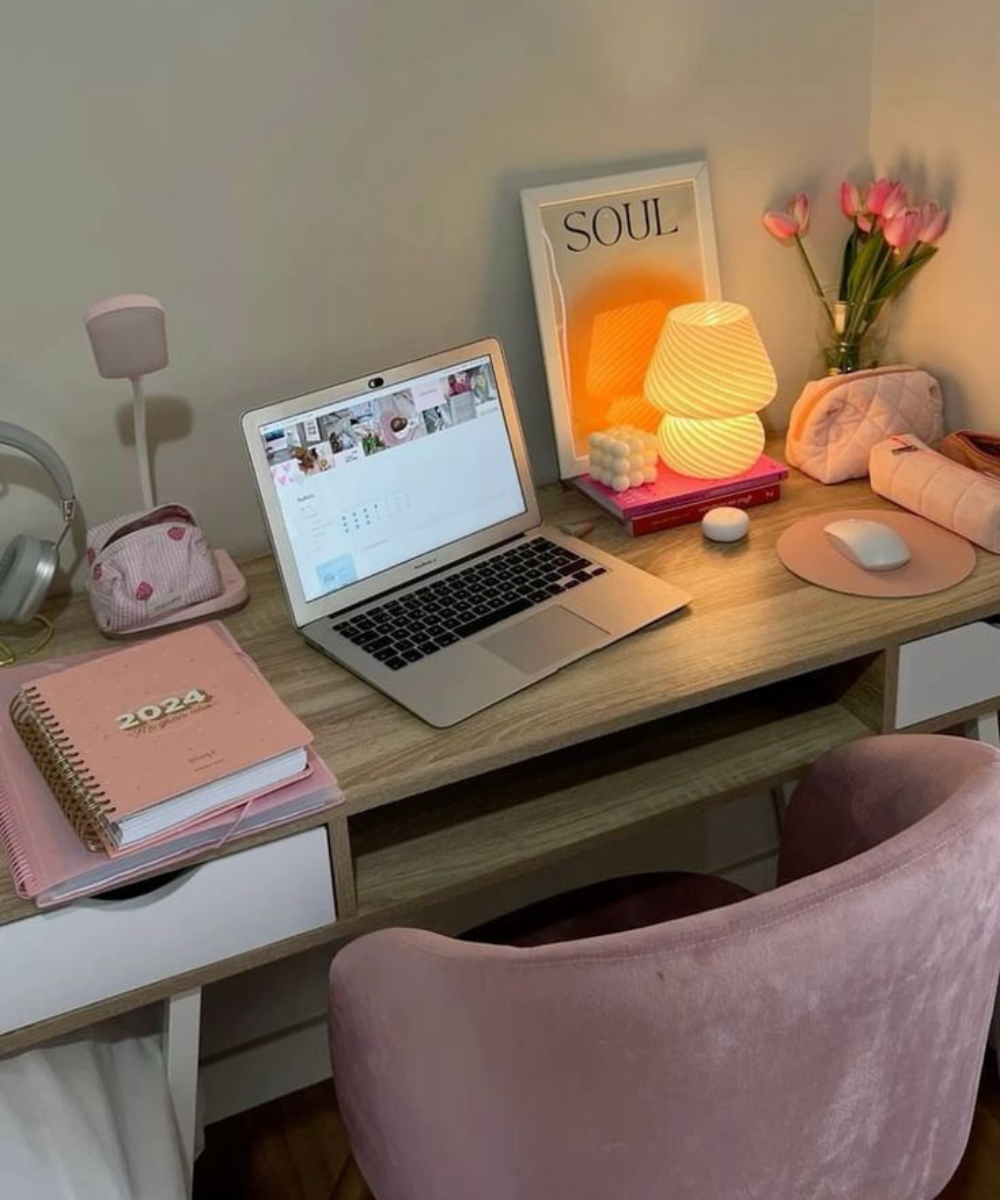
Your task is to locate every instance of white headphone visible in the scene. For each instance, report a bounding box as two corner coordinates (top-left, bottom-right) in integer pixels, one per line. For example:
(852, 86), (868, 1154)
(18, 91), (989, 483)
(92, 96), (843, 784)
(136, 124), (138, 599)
(0, 421), (77, 626)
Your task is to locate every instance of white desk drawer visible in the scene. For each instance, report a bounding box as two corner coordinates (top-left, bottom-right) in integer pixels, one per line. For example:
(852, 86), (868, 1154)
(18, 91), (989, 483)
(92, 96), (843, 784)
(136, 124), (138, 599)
(896, 622), (1000, 728)
(0, 827), (335, 1036)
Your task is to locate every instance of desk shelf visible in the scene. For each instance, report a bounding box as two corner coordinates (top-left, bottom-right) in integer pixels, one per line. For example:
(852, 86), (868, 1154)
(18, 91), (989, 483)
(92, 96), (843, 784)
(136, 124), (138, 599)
(347, 671), (878, 927)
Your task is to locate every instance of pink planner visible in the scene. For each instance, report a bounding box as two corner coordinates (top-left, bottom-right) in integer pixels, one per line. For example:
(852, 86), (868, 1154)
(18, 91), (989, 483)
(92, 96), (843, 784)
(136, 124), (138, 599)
(0, 641), (344, 908)
(9, 622), (314, 850)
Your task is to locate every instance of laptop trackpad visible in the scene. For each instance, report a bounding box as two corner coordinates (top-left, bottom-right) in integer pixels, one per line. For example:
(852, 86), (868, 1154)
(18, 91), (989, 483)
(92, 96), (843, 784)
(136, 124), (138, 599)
(481, 605), (609, 675)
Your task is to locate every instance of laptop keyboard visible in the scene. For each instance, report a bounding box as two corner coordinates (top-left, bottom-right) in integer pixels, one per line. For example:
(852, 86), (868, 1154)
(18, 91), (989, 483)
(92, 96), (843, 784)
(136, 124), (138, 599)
(330, 537), (607, 671)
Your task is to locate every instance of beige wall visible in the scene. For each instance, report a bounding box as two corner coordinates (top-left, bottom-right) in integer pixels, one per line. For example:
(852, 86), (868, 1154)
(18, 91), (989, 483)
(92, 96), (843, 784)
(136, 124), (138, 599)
(1, 0), (875, 585)
(869, 0), (999, 431)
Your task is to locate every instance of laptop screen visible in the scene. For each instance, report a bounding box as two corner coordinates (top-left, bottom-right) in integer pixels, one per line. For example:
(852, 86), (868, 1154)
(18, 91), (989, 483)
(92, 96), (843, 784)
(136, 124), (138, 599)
(255, 353), (528, 603)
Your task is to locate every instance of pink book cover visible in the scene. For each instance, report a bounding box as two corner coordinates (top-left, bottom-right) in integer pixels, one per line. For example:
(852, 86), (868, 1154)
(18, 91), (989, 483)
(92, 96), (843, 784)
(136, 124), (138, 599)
(628, 483), (781, 535)
(0, 637), (343, 907)
(17, 622), (313, 823)
(571, 453), (788, 521)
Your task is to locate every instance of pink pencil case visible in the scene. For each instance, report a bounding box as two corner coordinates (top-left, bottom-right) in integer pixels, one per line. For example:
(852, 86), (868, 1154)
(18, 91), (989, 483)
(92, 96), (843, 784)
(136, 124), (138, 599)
(869, 434), (1000, 553)
(86, 503), (222, 633)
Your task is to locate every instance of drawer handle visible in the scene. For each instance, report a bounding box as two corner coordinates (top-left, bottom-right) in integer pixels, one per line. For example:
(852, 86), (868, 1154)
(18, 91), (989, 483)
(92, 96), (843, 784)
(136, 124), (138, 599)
(86, 867), (195, 907)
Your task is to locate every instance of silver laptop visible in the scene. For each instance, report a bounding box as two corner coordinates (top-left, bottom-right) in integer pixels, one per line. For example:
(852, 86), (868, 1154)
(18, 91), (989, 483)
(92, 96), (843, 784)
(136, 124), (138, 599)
(241, 338), (690, 727)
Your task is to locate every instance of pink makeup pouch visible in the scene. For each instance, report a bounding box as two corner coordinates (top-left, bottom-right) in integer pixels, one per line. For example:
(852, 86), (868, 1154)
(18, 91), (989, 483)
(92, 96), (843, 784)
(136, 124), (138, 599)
(869, 434), (1000, 553)
(86, 504), (222, 633)
(785, 365), (943, 484)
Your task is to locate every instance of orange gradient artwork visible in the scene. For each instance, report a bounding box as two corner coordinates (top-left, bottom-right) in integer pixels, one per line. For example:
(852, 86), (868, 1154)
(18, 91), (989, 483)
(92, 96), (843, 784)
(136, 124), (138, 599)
(566, 267), (701, 456)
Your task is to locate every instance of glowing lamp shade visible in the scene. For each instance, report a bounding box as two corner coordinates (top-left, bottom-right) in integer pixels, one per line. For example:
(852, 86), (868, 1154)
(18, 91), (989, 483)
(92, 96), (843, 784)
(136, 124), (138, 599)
(644, 301), (776, 478)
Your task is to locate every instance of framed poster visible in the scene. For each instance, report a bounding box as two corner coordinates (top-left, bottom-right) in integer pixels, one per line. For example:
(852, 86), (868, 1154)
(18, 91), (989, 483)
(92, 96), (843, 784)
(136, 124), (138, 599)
(521, 161), (721, 479)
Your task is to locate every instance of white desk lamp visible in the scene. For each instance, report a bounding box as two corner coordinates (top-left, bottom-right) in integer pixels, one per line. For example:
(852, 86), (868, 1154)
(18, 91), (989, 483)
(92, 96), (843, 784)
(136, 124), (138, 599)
(82, 293), (249, 633)
(84, 294), (168, 510)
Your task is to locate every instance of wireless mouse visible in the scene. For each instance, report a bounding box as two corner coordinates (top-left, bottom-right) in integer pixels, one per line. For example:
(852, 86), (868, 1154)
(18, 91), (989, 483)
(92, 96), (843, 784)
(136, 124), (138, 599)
(824, 518), (912, 572)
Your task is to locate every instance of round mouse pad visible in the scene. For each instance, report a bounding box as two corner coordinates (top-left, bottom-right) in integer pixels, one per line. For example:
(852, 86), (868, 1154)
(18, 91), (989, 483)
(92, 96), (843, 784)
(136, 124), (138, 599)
(777, 507), (976, 597)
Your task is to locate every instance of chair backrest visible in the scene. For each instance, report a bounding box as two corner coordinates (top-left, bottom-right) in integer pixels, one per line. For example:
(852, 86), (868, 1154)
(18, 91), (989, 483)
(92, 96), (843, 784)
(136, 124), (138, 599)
(329, 736), (1000, 1200)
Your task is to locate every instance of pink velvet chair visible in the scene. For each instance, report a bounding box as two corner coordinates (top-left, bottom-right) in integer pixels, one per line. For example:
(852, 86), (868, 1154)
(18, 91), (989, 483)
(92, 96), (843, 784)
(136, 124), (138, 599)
(329, 735), (1000, 1200)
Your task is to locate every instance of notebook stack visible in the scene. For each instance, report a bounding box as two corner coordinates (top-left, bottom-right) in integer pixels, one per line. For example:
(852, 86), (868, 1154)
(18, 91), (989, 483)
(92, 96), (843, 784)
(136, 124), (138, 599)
(0, 622), (343, 907)
(571, 454), (788, 536)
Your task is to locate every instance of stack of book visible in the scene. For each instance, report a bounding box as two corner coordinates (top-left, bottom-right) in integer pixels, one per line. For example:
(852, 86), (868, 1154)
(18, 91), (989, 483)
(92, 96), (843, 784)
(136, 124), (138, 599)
(571, 453), (788, 536)
(0, 622), (343, 907)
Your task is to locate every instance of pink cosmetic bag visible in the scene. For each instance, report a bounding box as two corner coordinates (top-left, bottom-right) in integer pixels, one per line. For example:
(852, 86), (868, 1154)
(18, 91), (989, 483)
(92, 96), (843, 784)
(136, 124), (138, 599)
(870, 434), (1000, 553)
(86, 504), (222, 633)
(785, 365), (943, 484)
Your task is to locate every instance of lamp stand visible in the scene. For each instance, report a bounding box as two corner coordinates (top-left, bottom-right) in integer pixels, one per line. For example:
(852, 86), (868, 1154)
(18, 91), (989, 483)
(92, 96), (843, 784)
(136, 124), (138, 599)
(131, 375), (156, 510)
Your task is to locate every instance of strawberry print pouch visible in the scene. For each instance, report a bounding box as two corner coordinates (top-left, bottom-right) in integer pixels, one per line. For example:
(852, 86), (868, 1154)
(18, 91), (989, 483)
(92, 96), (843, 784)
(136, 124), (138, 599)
(86, 504), (222, 633)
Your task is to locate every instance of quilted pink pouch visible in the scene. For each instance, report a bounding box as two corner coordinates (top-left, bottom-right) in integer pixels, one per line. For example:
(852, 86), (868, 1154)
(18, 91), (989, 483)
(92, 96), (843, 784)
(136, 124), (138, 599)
(785, 365), (943, 483)
(86, 504), (222, 633)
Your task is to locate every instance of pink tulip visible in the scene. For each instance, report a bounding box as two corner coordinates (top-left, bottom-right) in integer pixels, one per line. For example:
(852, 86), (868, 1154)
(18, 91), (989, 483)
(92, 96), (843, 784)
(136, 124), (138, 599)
(762, 192), (811, 242)
(916, 202), (949, 245)
(883, 208), (923, 252)
(790, 191), (811, 236)
(840, 180), (863, 218)
(867, 178), (907, 217)
(762, 210), (800, 241)
(881, 183), (909, 221)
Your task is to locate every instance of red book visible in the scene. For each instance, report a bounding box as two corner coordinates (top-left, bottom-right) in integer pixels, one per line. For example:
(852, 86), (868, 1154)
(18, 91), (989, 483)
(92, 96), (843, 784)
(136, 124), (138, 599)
(628, 483), (781, 536)
(571, 454), (787, 523)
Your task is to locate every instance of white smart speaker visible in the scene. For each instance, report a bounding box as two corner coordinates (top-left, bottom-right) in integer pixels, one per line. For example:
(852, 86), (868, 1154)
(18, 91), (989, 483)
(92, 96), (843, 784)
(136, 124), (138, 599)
(702, 506), (750, 543)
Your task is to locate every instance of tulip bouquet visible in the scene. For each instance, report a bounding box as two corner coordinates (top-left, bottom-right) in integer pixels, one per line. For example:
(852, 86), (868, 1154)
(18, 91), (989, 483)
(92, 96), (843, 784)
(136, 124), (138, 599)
(763, 179), (949, 374)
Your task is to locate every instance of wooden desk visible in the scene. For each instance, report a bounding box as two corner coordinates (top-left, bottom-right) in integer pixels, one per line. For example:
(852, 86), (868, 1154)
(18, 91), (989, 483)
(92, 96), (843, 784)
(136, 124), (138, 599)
(4, 461), (1000, 1059)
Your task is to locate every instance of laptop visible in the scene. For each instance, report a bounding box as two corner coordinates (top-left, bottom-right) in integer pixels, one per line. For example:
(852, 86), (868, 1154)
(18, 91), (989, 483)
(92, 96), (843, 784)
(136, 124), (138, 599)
(241, 338), (690, 727)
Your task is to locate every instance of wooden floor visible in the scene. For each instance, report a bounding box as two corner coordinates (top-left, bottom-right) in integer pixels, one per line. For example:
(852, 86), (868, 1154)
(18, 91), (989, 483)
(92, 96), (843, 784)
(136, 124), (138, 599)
(195, 1061), (1000, 1200)
(194, 1081), (360, 1200)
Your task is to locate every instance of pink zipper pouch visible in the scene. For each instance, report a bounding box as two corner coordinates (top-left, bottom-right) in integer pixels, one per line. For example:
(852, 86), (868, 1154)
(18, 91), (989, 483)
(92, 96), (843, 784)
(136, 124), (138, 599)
(870, 435), (1000, 553)
(785, 365), (943, 483)
(86, 504), (223, 633)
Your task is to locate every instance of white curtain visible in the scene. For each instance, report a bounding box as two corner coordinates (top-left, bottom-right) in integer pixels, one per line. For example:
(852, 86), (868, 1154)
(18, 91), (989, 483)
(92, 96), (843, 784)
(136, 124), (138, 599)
(0, 1017), (187, 1200)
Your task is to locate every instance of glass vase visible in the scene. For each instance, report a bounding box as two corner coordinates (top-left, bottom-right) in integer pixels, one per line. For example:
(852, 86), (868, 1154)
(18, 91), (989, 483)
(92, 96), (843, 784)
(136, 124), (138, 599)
(815, 287), (892, 376)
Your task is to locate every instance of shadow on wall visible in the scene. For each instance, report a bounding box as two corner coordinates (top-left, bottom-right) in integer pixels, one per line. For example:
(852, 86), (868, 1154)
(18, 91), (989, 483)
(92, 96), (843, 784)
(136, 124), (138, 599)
(113, 394), (195, 506)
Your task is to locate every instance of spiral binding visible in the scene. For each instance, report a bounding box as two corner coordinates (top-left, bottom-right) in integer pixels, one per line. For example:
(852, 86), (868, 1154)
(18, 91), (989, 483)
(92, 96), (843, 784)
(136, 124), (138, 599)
(9, 686), (116, 852)
(0, 776), (38, 895)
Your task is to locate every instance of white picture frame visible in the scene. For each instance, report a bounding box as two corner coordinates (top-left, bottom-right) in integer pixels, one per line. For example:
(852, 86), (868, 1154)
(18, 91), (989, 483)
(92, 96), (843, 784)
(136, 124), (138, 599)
(521, 161), (722, 480)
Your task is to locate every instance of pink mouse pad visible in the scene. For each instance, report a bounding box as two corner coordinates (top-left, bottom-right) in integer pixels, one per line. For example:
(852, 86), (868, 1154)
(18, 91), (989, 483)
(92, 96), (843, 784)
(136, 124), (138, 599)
(777, 507), (976, 597)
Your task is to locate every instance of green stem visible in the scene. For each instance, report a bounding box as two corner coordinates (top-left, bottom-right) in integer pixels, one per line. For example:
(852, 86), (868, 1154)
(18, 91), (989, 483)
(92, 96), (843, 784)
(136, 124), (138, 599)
(844, 241), (891, 344)
(796, 235), (835, 329)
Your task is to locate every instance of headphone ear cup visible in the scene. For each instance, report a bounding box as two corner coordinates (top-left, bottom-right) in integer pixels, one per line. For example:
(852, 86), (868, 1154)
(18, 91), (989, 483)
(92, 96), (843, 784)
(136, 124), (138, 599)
(0, 535), (56, 625)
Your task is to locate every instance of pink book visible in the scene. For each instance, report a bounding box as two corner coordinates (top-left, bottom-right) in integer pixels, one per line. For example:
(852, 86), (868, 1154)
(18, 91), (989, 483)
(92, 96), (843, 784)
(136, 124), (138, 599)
(571, 453), (788, 522)
(9, 622), (314, 851)
(0, 646), (343, 908)
(627, 482), (781, 535)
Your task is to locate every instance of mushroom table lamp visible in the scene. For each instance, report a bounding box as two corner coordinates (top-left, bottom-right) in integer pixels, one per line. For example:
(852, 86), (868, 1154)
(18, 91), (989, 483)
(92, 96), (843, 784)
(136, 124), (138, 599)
(84, 294), (168, 510)
(644, 301), (776, 479)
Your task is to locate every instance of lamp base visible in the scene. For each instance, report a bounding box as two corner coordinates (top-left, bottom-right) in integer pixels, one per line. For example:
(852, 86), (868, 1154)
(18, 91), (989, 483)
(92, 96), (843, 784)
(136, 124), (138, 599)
(657, 412), (765, 479)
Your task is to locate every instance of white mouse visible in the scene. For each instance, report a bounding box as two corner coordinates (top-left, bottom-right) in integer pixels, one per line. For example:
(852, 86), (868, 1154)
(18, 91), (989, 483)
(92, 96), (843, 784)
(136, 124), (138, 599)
(824, 518), (911, 572)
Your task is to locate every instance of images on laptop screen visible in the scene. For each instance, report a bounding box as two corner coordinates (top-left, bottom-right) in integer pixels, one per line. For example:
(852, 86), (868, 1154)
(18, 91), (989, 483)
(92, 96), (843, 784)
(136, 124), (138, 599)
(257, 355), (528, 602)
